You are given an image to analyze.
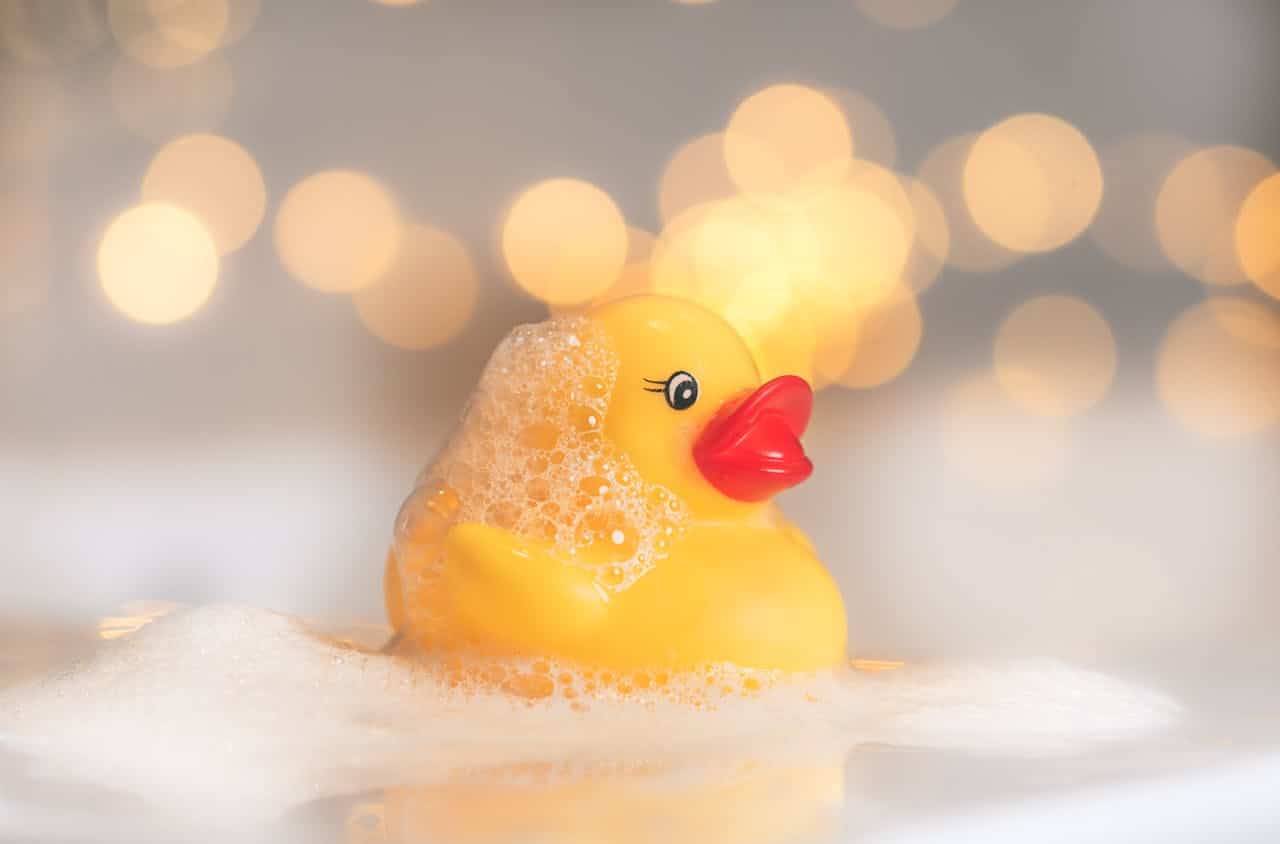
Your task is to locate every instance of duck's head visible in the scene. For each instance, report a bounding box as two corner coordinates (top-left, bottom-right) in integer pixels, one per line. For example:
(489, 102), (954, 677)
(589, 295), (814, 520)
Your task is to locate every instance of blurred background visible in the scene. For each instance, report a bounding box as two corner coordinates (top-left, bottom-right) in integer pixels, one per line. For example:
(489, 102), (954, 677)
(2, 0), (1278, 666)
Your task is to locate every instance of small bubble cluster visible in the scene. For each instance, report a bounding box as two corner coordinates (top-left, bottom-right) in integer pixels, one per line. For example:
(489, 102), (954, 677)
(390, 315), (712, 697)
(420, 651), (787, 710)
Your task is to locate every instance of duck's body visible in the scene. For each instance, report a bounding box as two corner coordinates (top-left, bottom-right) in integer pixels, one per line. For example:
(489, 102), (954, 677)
(442, 512), (846, 673)
(385, 295), (848, 680)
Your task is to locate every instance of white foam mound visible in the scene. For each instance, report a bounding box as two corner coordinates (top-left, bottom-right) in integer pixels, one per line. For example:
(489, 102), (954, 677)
(0, 605), (1179, 824)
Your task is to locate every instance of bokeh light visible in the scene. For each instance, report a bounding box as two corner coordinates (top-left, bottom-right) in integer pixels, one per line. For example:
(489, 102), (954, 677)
(110, 53), (234, 141)
(645, 81), (921, 384)
(723, 84), (853, 195)
(854, 0), (958, 29)
(108, 0), (230, 69)
(901, 178), (950, 294)
(551, 227), (657, 317)
(352, 223), (478, 350)
(825, 87), (898, 167)
(142, 133), (266, 255)
(1234, 173), (1280, 301)
(845, 160), (916, 243)
(797, 177), (912, 313)
(942, 372), (1070, 491)
(274, 170), (403, 293)
(818, 286), (923, 390)
(1157, 297), (1280, 438)
(97, 202), (219, 325)
(1089, 133), (1195, 272)
(657, 133), (737, 224)
(591, 226), (656, 305)
(963, 113), (1104, 253)
(994, 295), (1117, 417)
(743, 305), (820, 385)
(652, 197), (789, 314)
(651, 144), (918, 388)
(653, 199), (763, 310)
(916, 134), (1020, 273)
(97, 601), (181, 640)
(1155, 145), (1276, 286)
(501, 177), (628, 306)
(650, 196), (819, 380)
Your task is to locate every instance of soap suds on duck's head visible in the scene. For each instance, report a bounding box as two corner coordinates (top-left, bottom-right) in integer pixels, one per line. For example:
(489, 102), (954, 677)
(390, 316), (692, 660)
(0, 606), (1179, 825)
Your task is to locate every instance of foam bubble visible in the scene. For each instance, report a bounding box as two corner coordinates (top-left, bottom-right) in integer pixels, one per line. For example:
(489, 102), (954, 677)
(388, 316), (698, 685)
(0, 606), (1179, 825)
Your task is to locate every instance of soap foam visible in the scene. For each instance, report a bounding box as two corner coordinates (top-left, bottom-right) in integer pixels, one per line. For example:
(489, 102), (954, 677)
(0, 606), (1180, 825)
(391, 316), (690, 664)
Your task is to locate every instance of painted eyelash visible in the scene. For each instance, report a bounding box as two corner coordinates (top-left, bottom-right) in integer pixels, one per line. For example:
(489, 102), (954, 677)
(642, 377), (668, 393)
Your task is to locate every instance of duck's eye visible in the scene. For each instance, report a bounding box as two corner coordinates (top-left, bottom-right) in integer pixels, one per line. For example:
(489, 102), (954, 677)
(663, 371), (698, 411)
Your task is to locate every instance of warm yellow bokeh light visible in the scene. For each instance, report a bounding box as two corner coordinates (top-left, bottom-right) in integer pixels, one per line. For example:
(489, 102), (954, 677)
(902, 178), (950, 293)
(1157, 298), (1280, 438)
(274, 170), (403, 293)
(1089, 133), (1195, 273)
(651, 175), (912, 386)
(916, 134), (1019, 273)
(741, 304), (820, 385)
(108, 0), (230, 69)
(723, 84), (853, 195)
(1207, 296), (1280, 350)
(854, 0), (958, 29)
(1156, 145), (1276, 286)
(650, 203), (711, 301)
(352, 223), (477, 350)
(825, 87), (898, 167)
(651, 197), (819, 376)
(657, 133), (738, 224)
(698, 200), (793, 315)
(994, 295), (1116, 417)
(600, 226), (656, 301)
(550, 227), (656, 317)
(652, 199), (774, 313)
(964, 113), (1104, 253)
(845, 160), (916, 242)
(142, 133), (266, 255)
(97, 202), (219, 325)
(1235, 173), (1280, 301)
(110, 54), (234, 142)
(941, 372), (1070, 491)
(797, 180), (912, 314)
(502, 178), (628, 306)
(820, 287), (923, 390)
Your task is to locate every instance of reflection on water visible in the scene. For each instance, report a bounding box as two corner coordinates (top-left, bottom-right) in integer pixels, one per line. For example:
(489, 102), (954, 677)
(1, 603), (1255, 844)
(348, 753), (844, 844)
(96, 600), (183, 640)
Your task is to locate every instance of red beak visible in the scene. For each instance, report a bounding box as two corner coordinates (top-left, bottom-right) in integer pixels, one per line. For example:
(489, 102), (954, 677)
(692, 375), (814, 502)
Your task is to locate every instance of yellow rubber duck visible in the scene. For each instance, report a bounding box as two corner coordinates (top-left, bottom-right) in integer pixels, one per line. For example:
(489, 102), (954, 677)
(385, 295), (847, 677)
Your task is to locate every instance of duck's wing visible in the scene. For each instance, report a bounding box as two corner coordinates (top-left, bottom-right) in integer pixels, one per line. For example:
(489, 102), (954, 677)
(443, 522), (609, 652)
